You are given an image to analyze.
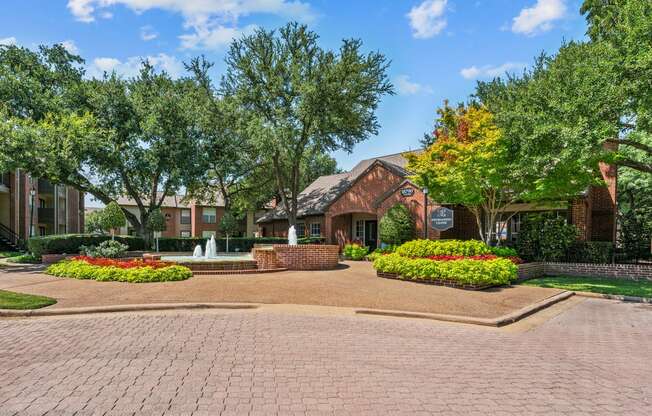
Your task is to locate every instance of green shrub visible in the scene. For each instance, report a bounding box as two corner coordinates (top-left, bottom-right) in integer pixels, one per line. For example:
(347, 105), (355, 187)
(46, 260), (192, 283)
(80, 240), (129, 258)
(367, 245), (398, 262)
(5, 253), (41, 264)
(373, 253), (517, 286)
(490, 246), (519, 257)
(379, 204), (415, 245)
(28, 234), (145, 257)
(564, 241), (614, 264)
(395, 239), (491, 258)
(343, 243), (369, 260)
(517, 214), (578, 262)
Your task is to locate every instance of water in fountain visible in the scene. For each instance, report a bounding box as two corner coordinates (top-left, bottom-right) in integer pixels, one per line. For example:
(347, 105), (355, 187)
(204, 235), (217, 259)
(288, 225), (298, 246)
(192, 245), (203, 258)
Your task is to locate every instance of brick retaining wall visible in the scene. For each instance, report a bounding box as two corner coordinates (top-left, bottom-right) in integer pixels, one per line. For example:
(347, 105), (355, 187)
(252, 248), (280, 270)
(517, 262), (652, 281)
(543, 262), (652, 281)
(271, 244), (340, 270)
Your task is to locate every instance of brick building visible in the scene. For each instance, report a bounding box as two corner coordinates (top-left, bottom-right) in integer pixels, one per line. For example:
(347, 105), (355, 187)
(0, 170), (84, 250)
(116, 194), (230, 238)
(256, 152), (617, 248)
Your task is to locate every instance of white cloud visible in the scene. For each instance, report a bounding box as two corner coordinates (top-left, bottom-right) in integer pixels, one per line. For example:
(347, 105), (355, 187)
(512, 0), (566, 35)
(407, 0), (447, 39)
(0, 36), (17, 46)
(394, 75), (433, 95)
(140, 25), (158, 41)
(67, 0), (314, 50)
(179, 23), (257, 50)
(61, 40), (79, 54)
(87, 53), (184, 79)
(460, 62), (527, 80)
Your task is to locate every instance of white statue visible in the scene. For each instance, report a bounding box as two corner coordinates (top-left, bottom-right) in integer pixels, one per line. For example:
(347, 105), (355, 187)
(192, 245), (203, 258)
(288, 225), (298, 246)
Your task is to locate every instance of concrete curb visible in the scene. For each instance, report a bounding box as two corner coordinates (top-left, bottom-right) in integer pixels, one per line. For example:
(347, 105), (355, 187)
(356, 291), (575, 327)
(573, 291), (652, 304)
(0, 302), (260, 317)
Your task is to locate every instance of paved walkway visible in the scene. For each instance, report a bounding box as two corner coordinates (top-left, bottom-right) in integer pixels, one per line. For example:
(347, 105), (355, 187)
(0, 298), (651, 415)
(0, 262), (562, 318)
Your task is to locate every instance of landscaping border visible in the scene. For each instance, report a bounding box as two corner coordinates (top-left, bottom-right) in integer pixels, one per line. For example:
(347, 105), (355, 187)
(376, 271), (494, 290)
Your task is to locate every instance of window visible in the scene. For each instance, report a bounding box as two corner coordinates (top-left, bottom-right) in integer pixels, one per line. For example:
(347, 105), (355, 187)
(202, 230), (216, 238)
(180, 209), (191, 224)
(202, 207), (216, 224)
(39, 226), (46, 237)
(296, 222), (305, 237)
(495, 220), (508, 241)
(180, 231), (191, 238)
(510, 215), (521, 243)
(355, 220), (364, 240)
(310, 223), (321, 237)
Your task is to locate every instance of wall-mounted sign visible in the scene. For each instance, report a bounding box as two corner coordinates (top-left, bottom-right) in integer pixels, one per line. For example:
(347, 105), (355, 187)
(400, 187), (415, 197)
(430, 207), (454, 231)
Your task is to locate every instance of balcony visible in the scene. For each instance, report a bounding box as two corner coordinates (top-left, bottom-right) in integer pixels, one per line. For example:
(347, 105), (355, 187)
(38, 178), (54, 195)
(38, 207), (55, 224)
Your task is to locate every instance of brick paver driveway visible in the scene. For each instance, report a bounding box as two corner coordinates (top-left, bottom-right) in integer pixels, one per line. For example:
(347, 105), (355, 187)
(1, 298), (651, 415)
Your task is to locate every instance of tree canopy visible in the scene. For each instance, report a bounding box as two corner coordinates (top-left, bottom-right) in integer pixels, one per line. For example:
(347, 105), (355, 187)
(221, 22), (393, 226)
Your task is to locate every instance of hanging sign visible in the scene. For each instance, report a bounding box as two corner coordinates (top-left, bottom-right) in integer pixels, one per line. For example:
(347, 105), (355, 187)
(430, 207), (454, 231)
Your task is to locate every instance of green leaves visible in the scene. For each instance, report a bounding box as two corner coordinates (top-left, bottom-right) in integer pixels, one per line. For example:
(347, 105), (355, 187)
(222, 22), (393, 224)
(379, 204), (416, 246)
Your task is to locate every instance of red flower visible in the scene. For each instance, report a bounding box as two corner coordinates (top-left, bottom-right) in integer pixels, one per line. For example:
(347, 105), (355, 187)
(72, 256), (173, 269)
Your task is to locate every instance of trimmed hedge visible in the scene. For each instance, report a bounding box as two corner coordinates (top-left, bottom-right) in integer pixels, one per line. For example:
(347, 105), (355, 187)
(46, 260), (192, 283)
(395, 239), (492, 258)
(373, 252), (517, 286)
(28, 234), (146, 257)
(564, 241), (614, 264)
(157, 236), (325, 253)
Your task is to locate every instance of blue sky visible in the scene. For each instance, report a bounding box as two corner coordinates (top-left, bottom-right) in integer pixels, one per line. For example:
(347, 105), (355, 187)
(2, 0), (587, 172)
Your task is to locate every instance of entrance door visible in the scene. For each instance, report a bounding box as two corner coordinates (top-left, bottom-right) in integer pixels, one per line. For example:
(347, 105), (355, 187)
(364, 220), (378, 250)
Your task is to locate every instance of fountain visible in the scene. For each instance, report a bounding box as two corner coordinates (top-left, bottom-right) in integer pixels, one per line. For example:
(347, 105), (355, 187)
(204, 235), (217, 259)
(288, 225), (298, 246)
(192, 245), (203, 258)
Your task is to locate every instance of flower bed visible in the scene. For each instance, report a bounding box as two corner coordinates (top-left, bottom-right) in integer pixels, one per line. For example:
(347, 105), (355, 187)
(373, 240), (520, 288)
(46, 257), (192, 283)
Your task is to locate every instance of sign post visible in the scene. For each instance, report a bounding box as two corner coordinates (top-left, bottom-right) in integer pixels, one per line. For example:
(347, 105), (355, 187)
(430, 207), (454, 232)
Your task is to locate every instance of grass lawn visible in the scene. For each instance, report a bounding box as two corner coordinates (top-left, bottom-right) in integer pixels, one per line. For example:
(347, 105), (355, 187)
(522, 276), (652, 298)
(0, 251), (20, 259)
(0, 290), (57, 309)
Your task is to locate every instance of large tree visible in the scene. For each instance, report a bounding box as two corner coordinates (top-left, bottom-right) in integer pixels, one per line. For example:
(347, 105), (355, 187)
(476, 1), (652, 176)
(221, 22), (393, 226)
(0, 45), (206, 239)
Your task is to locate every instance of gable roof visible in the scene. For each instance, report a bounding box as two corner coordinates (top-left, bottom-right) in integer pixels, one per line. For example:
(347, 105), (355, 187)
(257, 151), (416, 223)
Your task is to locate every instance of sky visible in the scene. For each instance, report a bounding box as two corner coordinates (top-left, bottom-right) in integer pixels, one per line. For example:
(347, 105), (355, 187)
(1, 0), (588, 206)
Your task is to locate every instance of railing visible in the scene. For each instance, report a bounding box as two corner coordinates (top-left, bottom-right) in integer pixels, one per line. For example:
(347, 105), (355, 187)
(0, 223), (23, 249)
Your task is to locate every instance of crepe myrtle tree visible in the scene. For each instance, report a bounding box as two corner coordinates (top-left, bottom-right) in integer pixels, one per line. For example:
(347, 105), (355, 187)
(0, 45), (207, 241)
(100, 202), (126, 240)
(147, 208), (166, 252)
(221, 22), (394, 227)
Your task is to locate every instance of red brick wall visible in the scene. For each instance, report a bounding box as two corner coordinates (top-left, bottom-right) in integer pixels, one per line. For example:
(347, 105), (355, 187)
(439, 206), (480, 240)
(260, 219), (290, 237)
(377, 184), (440, 240)
(190, 204), (224, 237)
(270, 244), (339, 270)
(328, 163), (403, 218)
(330, 214), (351, 246)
